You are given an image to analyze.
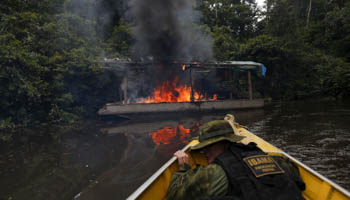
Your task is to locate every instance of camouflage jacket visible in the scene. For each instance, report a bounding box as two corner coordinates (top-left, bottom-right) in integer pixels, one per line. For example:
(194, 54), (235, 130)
(166, 163), (229, 200)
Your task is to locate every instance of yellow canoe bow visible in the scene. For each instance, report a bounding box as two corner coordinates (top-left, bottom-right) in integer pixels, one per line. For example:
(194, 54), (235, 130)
(127, 114), (350, 200)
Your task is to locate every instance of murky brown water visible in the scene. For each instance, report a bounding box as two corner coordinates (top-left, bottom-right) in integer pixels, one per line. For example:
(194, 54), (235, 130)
(1, 100), (349, 200)
(248, 101), (350, 190)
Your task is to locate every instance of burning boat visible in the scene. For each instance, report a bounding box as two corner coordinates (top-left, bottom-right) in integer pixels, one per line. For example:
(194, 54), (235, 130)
(97, 0), (268, 116)
(98, 61), (266, 116)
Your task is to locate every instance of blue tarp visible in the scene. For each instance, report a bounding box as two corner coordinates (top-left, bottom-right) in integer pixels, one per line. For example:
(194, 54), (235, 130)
(262, 64), (267, 77)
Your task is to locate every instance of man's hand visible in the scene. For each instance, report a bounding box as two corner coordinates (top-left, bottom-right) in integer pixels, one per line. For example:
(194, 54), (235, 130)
(174, 150), (189, 166)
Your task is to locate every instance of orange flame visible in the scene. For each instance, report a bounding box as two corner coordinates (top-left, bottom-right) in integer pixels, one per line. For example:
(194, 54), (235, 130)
(193, 61), (200, 67)
(138, 77), (217, 103)
(182, 64), (186, 71)
(149, 125), (191, 146)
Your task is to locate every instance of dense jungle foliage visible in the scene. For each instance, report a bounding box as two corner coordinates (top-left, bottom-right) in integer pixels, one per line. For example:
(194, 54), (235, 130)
(0, 0), (349, 128)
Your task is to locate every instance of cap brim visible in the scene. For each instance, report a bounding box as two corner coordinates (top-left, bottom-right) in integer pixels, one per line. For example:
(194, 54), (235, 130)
(190, 135), (245, 151)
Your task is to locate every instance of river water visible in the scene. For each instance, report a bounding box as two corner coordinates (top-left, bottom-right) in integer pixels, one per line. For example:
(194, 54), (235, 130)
(0, 100), (349, 200)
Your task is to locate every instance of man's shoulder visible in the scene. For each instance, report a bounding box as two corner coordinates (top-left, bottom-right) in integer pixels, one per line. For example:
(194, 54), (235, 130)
(206, 163), (225, 170)
(271, 155), (301, 176)
(197, 163), (227, 178)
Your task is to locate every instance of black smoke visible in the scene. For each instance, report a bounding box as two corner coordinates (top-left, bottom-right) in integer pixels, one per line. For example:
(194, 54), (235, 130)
(127, 0), (213, 63)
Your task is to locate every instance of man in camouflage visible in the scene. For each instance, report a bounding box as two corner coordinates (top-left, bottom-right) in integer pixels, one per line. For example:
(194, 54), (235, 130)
(166, 120), (305, 200)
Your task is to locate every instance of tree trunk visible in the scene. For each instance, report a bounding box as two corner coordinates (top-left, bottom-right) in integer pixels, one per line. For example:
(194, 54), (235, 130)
(123, 76), (128, 104)
(190, 66), (194, 102)
(248, 71), (253, 100)
(307, 0), (312, 28)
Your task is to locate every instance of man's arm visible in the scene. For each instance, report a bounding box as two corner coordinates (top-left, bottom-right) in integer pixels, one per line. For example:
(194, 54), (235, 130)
(166, 151), (229, 200)
(166, 150), (192, 200)
(174, 150), (189, 166)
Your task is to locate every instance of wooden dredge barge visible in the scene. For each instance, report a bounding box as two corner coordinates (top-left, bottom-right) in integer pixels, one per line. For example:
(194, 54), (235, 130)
(99, 60), (266, 115)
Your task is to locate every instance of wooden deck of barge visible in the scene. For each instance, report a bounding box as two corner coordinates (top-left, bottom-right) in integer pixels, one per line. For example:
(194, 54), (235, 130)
(98, 99), (264, 115)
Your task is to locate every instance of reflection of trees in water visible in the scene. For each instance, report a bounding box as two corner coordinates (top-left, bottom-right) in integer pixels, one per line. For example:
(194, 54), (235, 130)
(0, 126), (128, 200)
(77, 118), (202, 200)
(76, 133), (160, 200)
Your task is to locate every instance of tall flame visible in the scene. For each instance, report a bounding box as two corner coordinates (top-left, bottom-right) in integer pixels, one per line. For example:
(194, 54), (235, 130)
(193, 61), (200, 66)
(182, 64), (186, 71)
(138, 77), (217, 103)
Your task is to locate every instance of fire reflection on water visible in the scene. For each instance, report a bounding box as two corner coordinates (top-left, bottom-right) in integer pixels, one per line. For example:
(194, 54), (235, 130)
(149, 125), (191, 145)
(149, 124), (199, 157)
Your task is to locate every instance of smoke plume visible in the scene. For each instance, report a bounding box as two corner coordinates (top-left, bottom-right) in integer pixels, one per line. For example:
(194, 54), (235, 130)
(127, 0), (213, 63)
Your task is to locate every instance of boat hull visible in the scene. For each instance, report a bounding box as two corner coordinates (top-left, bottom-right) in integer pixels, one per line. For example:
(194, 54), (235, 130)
(98, 99), (264, 115)
(127, 118), (350, 200)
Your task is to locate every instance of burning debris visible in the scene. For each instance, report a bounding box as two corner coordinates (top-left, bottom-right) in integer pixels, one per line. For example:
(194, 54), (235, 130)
(99, 0), (267, 107)
(123, 0), (215, 103)
(102, 60), (265, 106)
(137, 73), (217, 103)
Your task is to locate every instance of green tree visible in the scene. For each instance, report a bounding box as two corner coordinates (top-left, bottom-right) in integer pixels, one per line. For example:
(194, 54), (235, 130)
(105, 20), (133, 57)
(238, 35), (323, 99)
(304, 1), (350, 61)
(0, 0), (121, 127)
(211, 26), (239, 60)
(200, 0), (258, 41)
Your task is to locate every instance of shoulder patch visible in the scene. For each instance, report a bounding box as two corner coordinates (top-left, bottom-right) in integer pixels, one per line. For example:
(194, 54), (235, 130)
(243, 155), (285, 177)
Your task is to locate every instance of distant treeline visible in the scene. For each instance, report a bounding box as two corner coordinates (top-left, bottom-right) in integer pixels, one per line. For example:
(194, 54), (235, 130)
(0, 0), (349, 128)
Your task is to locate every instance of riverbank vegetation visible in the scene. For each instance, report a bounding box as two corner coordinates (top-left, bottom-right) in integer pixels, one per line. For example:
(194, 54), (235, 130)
(1, 0), (349, 129)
